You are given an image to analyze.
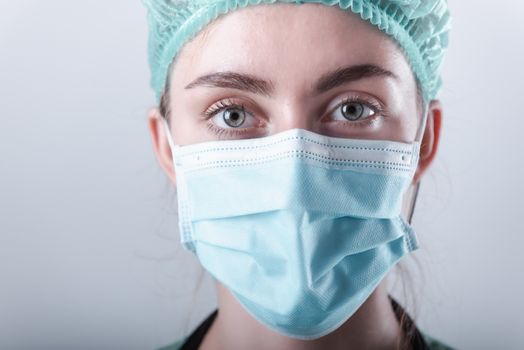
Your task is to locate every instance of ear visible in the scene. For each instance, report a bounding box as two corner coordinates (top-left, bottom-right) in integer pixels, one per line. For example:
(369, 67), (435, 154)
(148, 107), (177, 185)
(412, 100), (442, 184)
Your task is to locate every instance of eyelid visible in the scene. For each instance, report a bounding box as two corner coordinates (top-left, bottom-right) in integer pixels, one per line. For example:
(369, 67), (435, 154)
(203, 98), (241, 118)
(203, 97), (269, 139)
(326, 93), (384, 116)
(203, 97), (266, 121)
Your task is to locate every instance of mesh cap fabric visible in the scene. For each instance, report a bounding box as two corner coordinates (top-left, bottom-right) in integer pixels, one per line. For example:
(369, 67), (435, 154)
(142, 0), (451, 103)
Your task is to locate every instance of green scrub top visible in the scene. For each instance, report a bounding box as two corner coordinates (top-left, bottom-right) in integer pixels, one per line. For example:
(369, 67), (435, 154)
(157, 297), (456, 350)
(160, 334), (454, 350)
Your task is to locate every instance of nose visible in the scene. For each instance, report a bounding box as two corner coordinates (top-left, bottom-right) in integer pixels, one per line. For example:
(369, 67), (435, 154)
(270, 101), (316, 134)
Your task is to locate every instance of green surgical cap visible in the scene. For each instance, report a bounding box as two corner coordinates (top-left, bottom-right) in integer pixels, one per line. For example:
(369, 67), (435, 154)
(143, 0), (451, 104)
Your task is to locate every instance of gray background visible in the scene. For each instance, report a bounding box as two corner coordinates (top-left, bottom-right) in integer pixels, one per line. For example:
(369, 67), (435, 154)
(1, 1), (523, 349)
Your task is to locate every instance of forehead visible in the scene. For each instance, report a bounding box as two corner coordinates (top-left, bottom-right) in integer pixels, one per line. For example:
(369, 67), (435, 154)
(172, 3), (415, 92)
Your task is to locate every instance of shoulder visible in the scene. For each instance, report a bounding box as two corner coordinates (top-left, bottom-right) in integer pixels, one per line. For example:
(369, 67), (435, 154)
(420, 331), (456, 350)
(157, 332), (456, 350)
(157, 338), (186, 350)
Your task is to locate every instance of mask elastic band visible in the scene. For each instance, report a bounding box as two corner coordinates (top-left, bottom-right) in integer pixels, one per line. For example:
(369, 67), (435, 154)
(407, 103), (429, 224)
(162, 118), (177, 161)
(415, 103), (429, 144)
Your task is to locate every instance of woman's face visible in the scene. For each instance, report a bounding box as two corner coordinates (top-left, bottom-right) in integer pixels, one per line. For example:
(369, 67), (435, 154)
(150, 3), (441, 183)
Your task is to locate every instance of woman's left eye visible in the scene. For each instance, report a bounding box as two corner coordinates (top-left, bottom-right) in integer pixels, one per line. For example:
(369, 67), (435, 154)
(330, 101), (377, 122)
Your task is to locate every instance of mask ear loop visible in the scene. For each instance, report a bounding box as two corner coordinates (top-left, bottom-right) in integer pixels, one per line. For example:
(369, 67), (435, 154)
(162, 117), (177, 162)
(407, 103), (429, 225)
(161, 117), (197, 252)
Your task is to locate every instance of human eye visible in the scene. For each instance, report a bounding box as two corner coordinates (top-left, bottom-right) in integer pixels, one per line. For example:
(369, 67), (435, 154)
(326, 95), (384, 127)
(203, 98), (265, 138)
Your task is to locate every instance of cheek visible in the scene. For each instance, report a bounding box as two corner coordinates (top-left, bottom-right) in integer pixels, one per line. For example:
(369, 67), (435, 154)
(381, 81), (421, 142)
(349, 80), (419, 142)
(397, 85), (423, 142)
(382, 114), (419, 143)
(170, 94), (229, 146)
(169, 107), (211, 146)
(377, 95), (419, 144)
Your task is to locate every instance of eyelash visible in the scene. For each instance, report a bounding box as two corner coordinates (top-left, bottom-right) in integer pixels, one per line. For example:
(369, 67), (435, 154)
(202, 96), (385, 137)
(205, 122), (255, 139)
(203, 98), (256, 139)
(204, 98), (245, 117)
(330, 95), (384, 125)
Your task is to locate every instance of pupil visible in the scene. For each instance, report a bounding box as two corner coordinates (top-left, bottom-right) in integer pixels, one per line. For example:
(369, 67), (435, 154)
(342, 103), (363, 121)
(224, 108), (245, 127)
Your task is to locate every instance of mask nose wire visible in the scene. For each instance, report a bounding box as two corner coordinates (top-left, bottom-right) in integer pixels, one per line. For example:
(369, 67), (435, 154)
(407, 103), (430, 225)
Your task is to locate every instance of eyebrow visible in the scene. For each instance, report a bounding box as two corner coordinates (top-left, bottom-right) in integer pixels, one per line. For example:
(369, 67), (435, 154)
(316, 64), (398, 93)
(185, 71), (274, 97)
(184, 64), (397, 96)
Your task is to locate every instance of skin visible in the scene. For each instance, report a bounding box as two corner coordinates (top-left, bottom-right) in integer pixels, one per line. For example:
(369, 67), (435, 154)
(148, 3), (442, 350)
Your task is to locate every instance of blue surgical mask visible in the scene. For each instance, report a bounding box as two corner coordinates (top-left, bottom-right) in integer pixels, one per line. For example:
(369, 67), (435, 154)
(164, 123), (422, 339)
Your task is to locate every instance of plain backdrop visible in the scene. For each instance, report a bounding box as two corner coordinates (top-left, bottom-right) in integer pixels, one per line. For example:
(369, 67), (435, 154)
(1, 1), (523, 349)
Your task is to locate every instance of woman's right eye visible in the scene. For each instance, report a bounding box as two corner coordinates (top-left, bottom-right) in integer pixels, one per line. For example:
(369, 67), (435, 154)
(205, 100), (261, 131)
(212, 106), (257, 129)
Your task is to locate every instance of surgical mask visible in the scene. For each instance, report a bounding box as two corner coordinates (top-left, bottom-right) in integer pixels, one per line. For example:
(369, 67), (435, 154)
(164, 120), (424, 339)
